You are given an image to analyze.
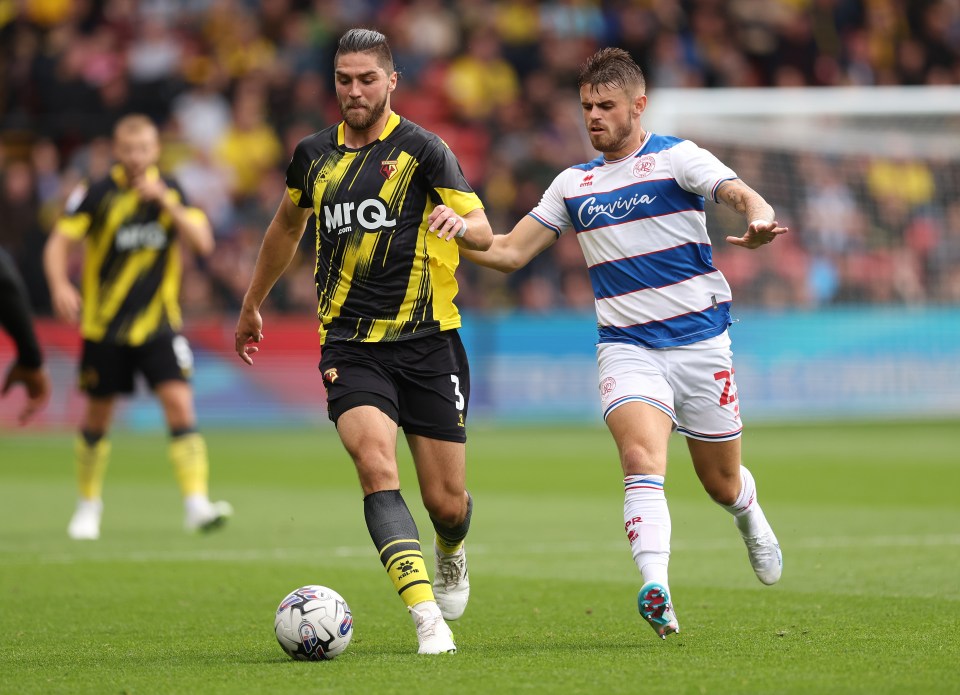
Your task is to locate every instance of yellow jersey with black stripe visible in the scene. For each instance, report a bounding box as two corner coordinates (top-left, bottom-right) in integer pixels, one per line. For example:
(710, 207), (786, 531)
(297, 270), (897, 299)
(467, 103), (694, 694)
(56, 165), (207, 346)
(285, 113), (483, 345)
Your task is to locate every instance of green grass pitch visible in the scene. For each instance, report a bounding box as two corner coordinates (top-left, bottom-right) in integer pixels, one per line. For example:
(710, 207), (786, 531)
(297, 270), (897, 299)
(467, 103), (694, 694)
(1, 420), (958, 694)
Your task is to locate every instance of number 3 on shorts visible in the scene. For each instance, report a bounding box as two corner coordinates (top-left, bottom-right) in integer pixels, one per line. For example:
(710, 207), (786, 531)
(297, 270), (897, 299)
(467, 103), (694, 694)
(450, 375), (465, 411)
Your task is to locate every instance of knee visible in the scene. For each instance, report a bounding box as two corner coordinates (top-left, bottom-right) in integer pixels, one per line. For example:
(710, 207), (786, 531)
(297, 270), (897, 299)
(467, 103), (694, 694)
(162, 403), (195, 432)
(620, 443), (665, 476)
(351, 451), (399, 496)
(423, 489), (467, 527)
(703, 469), (740, 506)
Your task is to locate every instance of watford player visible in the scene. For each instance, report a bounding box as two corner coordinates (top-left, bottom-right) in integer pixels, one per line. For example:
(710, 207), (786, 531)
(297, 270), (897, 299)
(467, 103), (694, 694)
(45, 114), (232, 541)
(235, 28), (492, 655)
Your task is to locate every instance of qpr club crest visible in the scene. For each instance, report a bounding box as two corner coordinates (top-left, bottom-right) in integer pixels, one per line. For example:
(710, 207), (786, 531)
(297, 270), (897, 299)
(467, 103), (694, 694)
(600, 376), (616, 401)
(380, 160), (399, 180)
(632, 154), (655, 179)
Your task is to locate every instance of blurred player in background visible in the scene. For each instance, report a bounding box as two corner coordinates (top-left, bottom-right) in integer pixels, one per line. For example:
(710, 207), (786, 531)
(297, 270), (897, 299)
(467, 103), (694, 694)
(0, 247), (50, 424)
(44, 114), (232, 541)
(235, 29), (493, 655)
(432, 47), (786, 640)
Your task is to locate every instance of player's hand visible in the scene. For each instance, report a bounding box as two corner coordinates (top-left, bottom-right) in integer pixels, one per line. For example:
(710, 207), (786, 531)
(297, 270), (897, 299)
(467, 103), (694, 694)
(50, 282), (82, 325)
(427, 205), (467, 241)
(235, 306), (264, 365)
(2, 363), (51, 425)
(133, 176), (168, 203)
(726, 220), (788, 249)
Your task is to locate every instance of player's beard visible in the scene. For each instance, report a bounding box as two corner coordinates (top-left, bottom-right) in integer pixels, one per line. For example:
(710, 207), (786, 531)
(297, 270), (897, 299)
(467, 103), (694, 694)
(339, 91), (389, 132)
(588, 119), (635, 155)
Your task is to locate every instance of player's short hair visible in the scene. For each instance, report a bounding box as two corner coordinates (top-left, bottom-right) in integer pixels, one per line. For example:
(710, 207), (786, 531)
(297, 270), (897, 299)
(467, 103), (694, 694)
(578, 47), (646, 95)
(335, 28), (395, 74)
(113, 114), (157, 139)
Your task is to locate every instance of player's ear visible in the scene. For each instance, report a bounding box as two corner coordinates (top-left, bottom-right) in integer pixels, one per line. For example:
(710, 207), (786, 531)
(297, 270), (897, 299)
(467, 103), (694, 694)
(635, 93), (647, 118)
(387, 71), (398, 94)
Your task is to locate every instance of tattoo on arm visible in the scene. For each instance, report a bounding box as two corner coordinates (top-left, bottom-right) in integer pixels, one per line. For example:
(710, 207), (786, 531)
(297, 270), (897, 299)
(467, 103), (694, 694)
(716, 180), (774, 221)
(716, 180), (749, 215)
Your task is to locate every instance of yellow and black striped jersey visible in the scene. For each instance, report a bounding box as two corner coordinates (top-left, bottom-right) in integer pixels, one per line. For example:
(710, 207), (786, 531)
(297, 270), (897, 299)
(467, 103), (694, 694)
(286, 112), (483, 345)
(56, 165), (206, 346)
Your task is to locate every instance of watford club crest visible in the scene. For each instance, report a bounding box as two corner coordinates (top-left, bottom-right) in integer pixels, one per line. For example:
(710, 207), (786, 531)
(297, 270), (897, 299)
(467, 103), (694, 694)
(323, 368), (339, 383)
(380, 160), (398, 180)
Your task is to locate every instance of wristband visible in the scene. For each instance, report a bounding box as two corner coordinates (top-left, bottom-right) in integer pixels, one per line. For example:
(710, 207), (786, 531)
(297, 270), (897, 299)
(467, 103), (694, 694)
(454, 217), (468, 238)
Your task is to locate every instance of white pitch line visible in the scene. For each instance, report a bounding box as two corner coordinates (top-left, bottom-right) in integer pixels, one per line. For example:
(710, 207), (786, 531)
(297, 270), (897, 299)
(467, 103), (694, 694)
(0, 534), (958, 566)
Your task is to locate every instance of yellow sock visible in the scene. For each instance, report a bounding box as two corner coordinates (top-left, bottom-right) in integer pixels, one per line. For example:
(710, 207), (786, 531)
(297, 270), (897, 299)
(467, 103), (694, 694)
(380, 539), (436, 608)
(75, 437), (110, 500)
(169, 433), (209, 497)
(435, 535), (463, 555)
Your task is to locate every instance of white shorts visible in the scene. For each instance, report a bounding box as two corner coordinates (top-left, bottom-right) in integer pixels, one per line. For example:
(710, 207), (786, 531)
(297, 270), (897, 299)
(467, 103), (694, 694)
(597, 332), (743, 442)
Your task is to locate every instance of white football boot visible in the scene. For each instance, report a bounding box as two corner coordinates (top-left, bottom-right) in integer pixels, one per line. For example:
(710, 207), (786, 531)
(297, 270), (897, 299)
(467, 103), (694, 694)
(738, 505), (782, 585)
(184, 496), (233, 533)
(433, 541), (470, 620)
(409, 601), (457, 654)
(68, 498), (102, 540)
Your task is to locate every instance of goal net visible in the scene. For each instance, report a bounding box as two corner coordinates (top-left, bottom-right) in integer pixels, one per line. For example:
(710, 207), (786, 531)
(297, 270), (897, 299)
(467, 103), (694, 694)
(645, 85), (960, 308)
(642, 86), (960, 419)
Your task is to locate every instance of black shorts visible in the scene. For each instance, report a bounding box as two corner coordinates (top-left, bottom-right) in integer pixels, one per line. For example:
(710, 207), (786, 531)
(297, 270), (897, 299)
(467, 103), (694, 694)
(79, 332), (193, 397)
(319, 330), (469, 443)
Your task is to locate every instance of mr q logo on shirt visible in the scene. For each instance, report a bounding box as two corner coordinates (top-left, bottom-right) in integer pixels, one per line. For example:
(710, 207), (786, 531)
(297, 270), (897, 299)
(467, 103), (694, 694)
(323, 199), (397, 235)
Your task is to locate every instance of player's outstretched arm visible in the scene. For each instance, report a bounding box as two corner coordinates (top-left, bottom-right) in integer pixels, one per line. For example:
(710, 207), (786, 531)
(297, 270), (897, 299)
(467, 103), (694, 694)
(235, 195), (312, 365)
(716, 179), (789, 249)
(433, 210), (557, 273)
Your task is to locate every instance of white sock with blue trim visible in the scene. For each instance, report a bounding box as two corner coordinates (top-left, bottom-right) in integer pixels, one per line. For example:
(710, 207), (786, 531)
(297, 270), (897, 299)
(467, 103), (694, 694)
(623, 474), (671, 586)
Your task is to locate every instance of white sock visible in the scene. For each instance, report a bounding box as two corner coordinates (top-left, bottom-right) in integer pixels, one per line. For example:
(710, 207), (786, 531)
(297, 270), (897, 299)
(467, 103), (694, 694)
(721, 465), (763, 536)
(623, 474), (671, 587)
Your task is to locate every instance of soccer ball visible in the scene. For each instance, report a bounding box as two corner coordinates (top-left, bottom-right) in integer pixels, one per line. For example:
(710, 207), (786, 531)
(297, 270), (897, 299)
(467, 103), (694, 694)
(274, 585), (354, 660)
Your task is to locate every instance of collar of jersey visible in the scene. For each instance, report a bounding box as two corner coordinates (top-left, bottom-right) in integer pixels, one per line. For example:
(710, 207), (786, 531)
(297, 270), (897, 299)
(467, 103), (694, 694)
(602, 131), (652, 164)
(110, 164), (161, 188)
(337, 112), (401, 149)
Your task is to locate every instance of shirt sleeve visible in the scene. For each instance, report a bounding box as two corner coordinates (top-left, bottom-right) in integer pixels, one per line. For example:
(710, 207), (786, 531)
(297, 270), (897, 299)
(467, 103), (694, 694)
(671, 140), (738, 202)
(285, 140), (315, 209)
(420, 136), (483, 217)
(528, 170), (572, 237)
(55, 182), (95, 240)
(0, 248), (43, 368)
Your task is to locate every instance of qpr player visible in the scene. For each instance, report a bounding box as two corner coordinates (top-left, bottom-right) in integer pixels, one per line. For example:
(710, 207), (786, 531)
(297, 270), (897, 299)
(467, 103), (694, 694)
(430, 47), (788, 640)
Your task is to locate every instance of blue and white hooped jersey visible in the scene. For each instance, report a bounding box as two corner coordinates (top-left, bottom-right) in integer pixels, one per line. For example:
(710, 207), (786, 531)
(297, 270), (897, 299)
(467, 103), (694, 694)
(529, 132), (737, 349)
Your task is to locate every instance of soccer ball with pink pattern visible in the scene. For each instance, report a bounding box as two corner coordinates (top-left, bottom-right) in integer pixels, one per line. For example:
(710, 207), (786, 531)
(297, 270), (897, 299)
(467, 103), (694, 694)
(274, 585), (353, 660)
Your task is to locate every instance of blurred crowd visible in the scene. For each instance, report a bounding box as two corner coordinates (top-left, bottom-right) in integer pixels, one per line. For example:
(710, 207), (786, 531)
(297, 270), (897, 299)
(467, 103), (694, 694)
(1, 0), (959, 319)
